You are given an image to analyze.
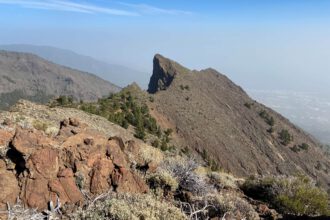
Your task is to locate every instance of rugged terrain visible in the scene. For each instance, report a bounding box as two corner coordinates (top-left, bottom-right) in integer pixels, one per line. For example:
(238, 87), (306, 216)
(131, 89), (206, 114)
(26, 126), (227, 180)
(0, 50), (120, 109)
(0, 101), (328, 219)
(0, 54), (329, 219)
(145, 54), (330, 190)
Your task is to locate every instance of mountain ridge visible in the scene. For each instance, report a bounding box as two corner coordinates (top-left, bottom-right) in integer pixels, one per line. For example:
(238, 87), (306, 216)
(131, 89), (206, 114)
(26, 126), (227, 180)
(0, 50), (120, 109)
(0, 44), (146, 87)
(145, 54), (330, 189)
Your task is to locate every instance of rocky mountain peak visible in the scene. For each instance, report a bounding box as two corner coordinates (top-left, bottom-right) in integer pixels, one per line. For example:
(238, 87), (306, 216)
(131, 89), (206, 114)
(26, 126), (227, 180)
(147, 54), (190, 93)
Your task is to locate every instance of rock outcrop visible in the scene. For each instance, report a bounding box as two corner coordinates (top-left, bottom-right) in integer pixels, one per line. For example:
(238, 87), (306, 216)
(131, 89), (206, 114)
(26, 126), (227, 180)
(148, 54), (190, 93)
(0, 117), (149, 211)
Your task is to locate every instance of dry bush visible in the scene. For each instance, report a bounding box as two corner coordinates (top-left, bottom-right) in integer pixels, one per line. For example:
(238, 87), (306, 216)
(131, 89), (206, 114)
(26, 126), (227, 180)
(211, 192), (260, 220)
(161, 157), (213, 196)
(208, 171), (239, 190)
(137, 142), (164, 165)
(32, 119), (48, 132)
(0, 199), (59, 220)
(147, 168), (179, 192)
(70, 192), (187, 220)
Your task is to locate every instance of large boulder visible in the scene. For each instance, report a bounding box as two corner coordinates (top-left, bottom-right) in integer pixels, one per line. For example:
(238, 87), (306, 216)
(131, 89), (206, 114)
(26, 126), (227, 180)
(0, 118), (151, 211)
(12, 128), (55, 156)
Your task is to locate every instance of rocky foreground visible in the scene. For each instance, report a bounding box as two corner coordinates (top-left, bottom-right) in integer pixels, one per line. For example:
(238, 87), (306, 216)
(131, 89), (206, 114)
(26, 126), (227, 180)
(0, 101), (328, 220)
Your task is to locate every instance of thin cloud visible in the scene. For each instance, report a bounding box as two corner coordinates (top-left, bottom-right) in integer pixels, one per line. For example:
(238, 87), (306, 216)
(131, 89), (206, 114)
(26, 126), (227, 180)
(120, 2), (192, 15)
(0, 0), (139, 16)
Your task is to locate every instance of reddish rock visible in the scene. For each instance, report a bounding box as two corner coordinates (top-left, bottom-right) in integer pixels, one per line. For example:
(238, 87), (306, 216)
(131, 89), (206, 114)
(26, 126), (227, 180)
(113, 167), (148, 194)
(109, 136), (126, 151)
(69, 118), (80, 127)
(90, 158), (114, 194)
(48, 179), (70, 204)
(58, 168), (83, 204)
(27, 148), (59, 179)
(107, 139), (128, 168)
(0, 170), (20, 210)
(0, 160), (6, 170)
(1, 118), (151, 211)
(12, 128), (54, 155)
(24, 176), (49, 209)
(0, 130), (14, 146)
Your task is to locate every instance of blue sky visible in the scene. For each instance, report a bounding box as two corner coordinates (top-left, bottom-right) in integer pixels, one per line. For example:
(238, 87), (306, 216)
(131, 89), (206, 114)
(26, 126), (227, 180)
(0, 0), (329, 91)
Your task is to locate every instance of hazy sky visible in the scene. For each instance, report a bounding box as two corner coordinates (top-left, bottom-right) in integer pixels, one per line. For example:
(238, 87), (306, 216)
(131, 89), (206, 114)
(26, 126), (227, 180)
(0, 0), (329, 91)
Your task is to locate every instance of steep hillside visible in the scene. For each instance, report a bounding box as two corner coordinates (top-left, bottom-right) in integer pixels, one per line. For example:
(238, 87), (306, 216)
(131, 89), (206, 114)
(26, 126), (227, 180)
(0, 50), (120, 109)
(0, 44), (145, 87)
(146, 54), (330, 189)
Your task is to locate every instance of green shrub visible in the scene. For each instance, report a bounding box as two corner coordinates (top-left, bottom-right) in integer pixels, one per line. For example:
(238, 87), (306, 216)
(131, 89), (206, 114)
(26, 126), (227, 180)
(244, 102), (253, 109)
(242, 175), (330, 216)
(299, 143), (309, 150)
(134, 124), (146, 140)
(259, 110), (275, 126)
(291, 143), (309, 153)
(279, 129), (293, 145)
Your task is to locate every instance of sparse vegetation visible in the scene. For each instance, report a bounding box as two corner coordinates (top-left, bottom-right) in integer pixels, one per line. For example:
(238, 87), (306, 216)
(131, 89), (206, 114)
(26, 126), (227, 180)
(71, 193), (186, 220)
(279, 129), (293, 145)
(212, 192), (260, 220)
(55, 95), (74, 106)
(148, 169), (179, 192)
(51, 92), (163, 141)
(244, 102), (253, 109)
(52, 93), (178, 151)
(259, 110), (275, 126)
(32, 120), (48, 132)
(208, 171), (239, 190)
(242, 175), (330, 216)
(291, 143), (309, 152)
(201, 149), (220, 171)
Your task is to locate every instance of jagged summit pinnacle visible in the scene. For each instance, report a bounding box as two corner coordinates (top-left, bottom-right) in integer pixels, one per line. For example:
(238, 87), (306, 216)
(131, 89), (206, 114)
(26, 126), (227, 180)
(147, 54), (190, 94)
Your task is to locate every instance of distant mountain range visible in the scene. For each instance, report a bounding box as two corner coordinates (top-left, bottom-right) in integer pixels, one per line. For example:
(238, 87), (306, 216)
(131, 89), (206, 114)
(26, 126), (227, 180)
(0, 50), (120, 109)
(0, 44), (145, 88)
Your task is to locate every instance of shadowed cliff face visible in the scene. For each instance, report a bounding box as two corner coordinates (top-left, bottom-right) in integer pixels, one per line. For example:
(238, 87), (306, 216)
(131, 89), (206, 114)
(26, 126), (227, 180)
(148, 54), (189, 93)
(146, 54), (330, 190)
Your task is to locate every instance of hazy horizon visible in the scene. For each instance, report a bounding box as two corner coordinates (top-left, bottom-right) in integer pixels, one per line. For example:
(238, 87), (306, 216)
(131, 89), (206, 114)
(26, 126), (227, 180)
(0, 0), (329, 92)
